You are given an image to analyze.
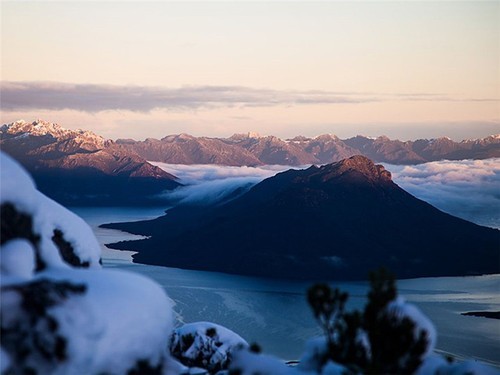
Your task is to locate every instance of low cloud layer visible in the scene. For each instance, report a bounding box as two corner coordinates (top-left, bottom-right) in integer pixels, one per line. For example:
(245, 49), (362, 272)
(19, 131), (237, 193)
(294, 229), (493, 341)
(386, 159), (500, 229)
(151, 163), (290, 205)
(3, 81), (491, 113)
(154, 160), (499, 228)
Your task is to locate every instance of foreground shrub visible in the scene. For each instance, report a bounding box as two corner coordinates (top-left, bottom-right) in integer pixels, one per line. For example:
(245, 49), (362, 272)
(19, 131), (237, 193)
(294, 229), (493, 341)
(170, 322), (248, 373)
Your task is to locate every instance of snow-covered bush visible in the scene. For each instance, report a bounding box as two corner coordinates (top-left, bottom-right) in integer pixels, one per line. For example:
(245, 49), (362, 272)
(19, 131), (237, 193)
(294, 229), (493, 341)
(299, 269), (432, 374)
(230, 348), (296, 375)
(1, 153), (101, 270)
(0, 152), (177, 374)
(417, 353), (499, 375)
(229, 269), (496, 375)
(170, 322), (248, 373)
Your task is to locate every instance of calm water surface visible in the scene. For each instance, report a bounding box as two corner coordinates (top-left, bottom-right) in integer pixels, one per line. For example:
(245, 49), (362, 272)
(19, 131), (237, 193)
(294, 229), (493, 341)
(70, 206), (500, 366)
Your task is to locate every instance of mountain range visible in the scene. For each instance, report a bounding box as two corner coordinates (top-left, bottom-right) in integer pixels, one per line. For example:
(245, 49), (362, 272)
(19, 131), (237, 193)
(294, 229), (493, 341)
(2, 119), (499, 205)
(116, 131), (500, 166)
(103, 155), (499, 281)
(0, 120), (180, 205)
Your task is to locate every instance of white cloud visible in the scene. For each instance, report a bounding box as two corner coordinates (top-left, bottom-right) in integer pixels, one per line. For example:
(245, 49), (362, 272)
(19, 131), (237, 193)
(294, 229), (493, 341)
(0, 81), (377, 112)
(4, 81), (493, 114)
(386, 159), (500, 229)
(151, 163), (291, 205)
(154, 160), (499, 229)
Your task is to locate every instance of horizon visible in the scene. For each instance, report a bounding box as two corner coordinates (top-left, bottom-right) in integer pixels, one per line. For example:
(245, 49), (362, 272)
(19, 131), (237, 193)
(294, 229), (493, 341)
(1, 1), (499, 140)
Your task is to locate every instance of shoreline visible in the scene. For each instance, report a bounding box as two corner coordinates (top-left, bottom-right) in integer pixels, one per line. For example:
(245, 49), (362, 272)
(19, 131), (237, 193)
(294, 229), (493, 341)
(102, 251), (500, 367)
(461, 311), (500, 320)
(72, 206), (500, 366)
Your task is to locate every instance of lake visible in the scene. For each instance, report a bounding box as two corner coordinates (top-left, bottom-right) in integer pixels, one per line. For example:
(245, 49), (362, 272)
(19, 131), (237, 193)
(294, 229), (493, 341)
(71, 206), (500, 367)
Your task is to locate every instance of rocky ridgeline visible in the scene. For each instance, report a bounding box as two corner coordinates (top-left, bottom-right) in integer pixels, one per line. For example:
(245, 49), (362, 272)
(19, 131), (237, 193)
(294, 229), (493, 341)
(1, 119), (498, 205)
(117, 131), (500, 166)
(0, 120), (180, 205)
(3, 119), (499, 169)
(1, 119), (112, 150)
(105, 155), (499, 281)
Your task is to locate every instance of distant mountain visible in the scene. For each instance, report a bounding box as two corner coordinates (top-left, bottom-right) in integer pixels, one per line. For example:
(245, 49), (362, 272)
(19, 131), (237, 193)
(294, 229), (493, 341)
(104, 155), (499, 280)
(118, 132), (500, 166)
(0, 120), (180, 205)
(2, 118), (498, 206)
(116, 133), (261, 166)
(343, 136), (426, 164)
(226, 134), (319, 165)
(411, 135), (500, 161)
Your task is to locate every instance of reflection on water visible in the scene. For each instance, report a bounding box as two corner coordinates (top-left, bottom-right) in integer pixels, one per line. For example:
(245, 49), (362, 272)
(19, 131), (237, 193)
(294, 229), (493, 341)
(72, 206), (500, 366)
(69, 206), (168, 262)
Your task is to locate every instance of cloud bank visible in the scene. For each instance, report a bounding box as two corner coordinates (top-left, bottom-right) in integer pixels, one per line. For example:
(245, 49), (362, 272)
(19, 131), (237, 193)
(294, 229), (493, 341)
(151, 163), (291, 205)
(386, 159), (500, 229)
(3, 81), (492, 113)
(153, 160), (499, 228)
(0, 81), (373, 112)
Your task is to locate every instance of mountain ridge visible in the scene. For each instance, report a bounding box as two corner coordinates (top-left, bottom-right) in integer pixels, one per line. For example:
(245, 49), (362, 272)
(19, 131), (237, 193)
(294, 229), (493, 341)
(103, 155), (500, 281)
(3, 119), (499, 167)
(118, 130), (500, 166)
(0, 120), (180, 205)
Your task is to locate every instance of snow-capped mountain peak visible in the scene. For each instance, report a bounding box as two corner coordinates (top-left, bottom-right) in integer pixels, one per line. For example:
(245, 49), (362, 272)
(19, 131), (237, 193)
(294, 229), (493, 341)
(2, 119), (112, 149)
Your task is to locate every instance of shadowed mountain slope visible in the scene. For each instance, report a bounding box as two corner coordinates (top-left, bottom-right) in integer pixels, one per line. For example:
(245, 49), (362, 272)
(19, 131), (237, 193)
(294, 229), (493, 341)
(0, 120), (180, 205)
(104, 155), (499, 280)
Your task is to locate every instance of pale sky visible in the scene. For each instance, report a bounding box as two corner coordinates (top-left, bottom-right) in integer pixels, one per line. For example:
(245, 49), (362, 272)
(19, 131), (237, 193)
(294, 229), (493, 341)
(1, 1), (499, 140)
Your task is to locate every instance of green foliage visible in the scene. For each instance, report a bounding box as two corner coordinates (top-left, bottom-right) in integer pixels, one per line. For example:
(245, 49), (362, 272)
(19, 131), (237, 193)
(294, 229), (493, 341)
(307, 268), (429, 374)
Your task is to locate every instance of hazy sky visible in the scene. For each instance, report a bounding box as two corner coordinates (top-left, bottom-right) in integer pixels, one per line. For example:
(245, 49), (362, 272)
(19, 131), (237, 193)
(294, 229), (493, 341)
(1, 1), (499, 140)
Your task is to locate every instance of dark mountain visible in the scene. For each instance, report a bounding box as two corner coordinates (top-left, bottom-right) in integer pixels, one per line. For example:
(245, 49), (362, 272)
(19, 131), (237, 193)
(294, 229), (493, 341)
(0, 120), (180, 205)
(103, 155), (499, 281)
(117, 132), (500, 166)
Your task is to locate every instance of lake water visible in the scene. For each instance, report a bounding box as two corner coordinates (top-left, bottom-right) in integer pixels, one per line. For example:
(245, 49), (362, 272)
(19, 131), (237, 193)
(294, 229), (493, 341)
(71, 206), (500, 366)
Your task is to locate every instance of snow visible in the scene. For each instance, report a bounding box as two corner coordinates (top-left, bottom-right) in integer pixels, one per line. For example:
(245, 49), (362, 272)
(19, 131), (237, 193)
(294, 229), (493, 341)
(2, 119), (110, 149)
(386, 296), (437, 356)
(0, 239), (35, 280)
(37, 268), (174, 375)
(230, 349), (350, 375)
(0, 152), (101, 269)
(35, 192), (101, 268)
(229, 294), (483, 375)
(320, 361), (349, 375)
(173, 321), (247, 351)
(417, 354), (500, 375)
(1, 150), (178, 374)
(230, 350), (295, 375)
(0, 348), (11, 374)
(0, 289), (22, 327)
(297, 337), (329, 372)
(170, 321), (248, 371)
(0, 152), (37, 212)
